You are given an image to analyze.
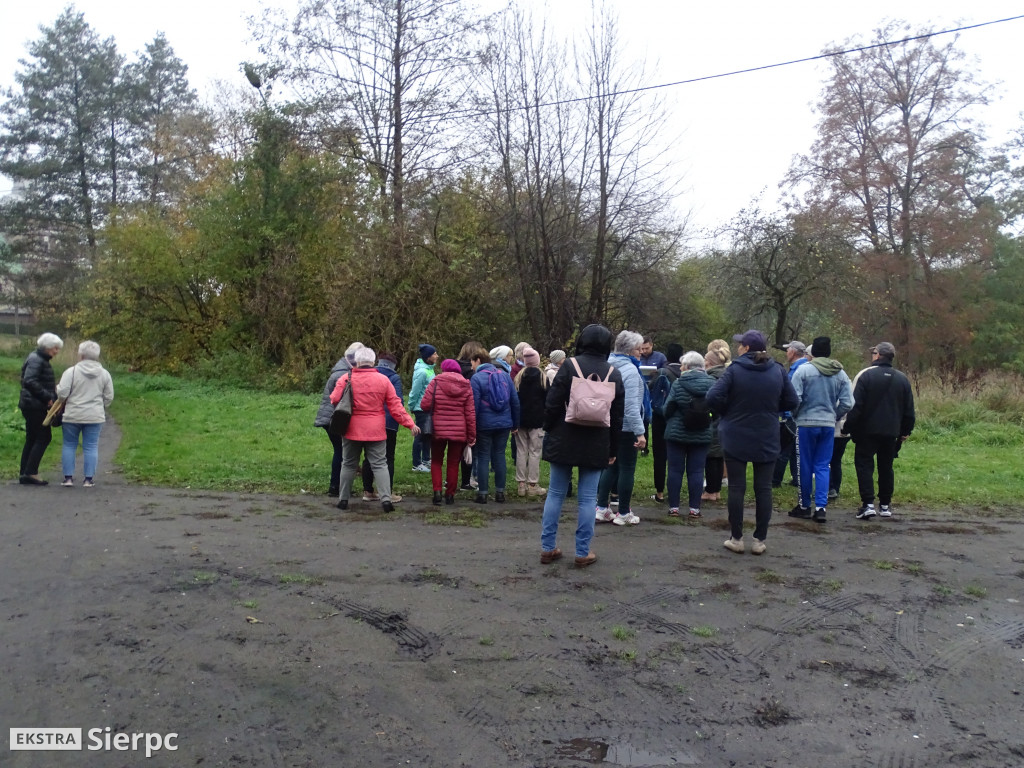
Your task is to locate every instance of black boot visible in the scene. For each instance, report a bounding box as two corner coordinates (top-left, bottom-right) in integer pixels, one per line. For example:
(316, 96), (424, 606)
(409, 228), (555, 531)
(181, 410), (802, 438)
(433, 491), (443, 506)
(445, 494), (455, 505)
(474, 493), (488, 504)
(381, 500), (394, 513)
(495, 491), (505, 503)
(327, 486), (339, 496)
(336, 499), (349, 511)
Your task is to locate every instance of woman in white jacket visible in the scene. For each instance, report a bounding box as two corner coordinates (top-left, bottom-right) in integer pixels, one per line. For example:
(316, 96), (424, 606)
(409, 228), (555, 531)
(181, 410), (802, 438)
(56, 340), (114, 487)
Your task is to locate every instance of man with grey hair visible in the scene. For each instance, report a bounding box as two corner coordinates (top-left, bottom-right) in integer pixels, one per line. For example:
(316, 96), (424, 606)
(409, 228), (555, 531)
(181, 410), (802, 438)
(842, 342), (915, 519)
(595, 330), (647, 525)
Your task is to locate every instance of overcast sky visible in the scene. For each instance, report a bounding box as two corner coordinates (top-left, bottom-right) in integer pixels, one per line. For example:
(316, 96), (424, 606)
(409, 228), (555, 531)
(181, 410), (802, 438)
(2, 1), (1023, 244)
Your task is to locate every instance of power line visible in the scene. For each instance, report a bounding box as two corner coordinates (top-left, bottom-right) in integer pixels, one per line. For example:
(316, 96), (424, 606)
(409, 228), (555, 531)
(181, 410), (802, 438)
(420, 14), (1024, 122)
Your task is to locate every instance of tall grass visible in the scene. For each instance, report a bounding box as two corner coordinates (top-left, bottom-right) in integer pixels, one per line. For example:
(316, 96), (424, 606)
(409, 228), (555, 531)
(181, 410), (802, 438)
(3, 349), (1023, 510)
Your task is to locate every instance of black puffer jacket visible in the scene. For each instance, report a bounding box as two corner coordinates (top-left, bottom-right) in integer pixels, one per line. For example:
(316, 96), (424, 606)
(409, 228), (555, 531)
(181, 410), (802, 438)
(542, 325), (625, 468)
(20, 348), (57, 411)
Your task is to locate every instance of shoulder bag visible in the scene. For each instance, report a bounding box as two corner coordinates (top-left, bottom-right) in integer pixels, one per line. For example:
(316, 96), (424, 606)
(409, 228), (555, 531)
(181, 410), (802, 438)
(328, 374), (355, 437)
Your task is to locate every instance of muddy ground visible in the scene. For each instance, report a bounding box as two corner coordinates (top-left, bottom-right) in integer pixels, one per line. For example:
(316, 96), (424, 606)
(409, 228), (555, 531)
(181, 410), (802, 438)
(2, 425), (1023, 767)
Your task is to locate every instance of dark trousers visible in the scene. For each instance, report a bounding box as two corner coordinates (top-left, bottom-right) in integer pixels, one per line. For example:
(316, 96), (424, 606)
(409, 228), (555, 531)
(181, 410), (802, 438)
(704, 456), (724, 493)
(326, 428), (344, 492)
(666, 441), (709, 511)
(20, 407), (51, 477)
(362, 429), (397, 491)
(830, 436), (850, 493)
(597, 433), (639, 511)
(773, 418), (797, 485)
(854, 434), (898, 506)
(724, 456), (774, 541)
(651, 413), (667, 495)
(412, 411), (431, 465)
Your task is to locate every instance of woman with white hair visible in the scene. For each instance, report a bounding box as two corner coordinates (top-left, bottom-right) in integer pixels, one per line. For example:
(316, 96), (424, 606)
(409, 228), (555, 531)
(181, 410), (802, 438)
(662, 351), (714, 517)
(18, 332), (64, 485)
(56, 340), (115, 487)
(313, 341), (364, 496)
(330, 347), (420, 512)
(595, 330), (648, 525)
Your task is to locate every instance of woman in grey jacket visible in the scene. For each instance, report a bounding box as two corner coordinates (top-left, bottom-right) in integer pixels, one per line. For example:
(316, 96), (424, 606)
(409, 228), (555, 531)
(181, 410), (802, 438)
(56, 341), (114, 487)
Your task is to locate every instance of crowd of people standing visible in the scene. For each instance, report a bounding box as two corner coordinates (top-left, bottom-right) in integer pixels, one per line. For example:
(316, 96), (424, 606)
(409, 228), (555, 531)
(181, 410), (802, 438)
(313, 327), (915, 565)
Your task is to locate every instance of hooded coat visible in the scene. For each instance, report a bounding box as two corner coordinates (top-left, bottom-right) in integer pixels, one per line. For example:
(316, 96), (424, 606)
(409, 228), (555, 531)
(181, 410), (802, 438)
(56, 360), (114, 424)
(541, 325), (625, 468)
(705, 353), (798, 463)
(408, 358), (436, 412)
(420, 371), (476, 444)
(662, 368), (714, 445)
(791, 357), (854, 428)
(470, 363), (520, 431)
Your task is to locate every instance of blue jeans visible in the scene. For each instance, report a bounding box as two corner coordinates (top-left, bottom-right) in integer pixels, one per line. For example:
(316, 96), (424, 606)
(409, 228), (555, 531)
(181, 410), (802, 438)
(798, 425), (835, 508)
(541, 463), (601, 558)
(475, 428), (510, 495)
(666, 441), (709, 511)
(61, 422), (103, 479)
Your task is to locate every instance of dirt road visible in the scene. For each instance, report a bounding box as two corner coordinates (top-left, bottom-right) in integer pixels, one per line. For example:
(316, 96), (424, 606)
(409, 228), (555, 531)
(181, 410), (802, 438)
(3, 426), (1023, 767)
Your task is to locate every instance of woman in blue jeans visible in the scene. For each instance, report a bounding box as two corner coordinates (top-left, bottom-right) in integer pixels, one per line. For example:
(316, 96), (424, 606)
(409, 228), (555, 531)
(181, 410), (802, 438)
(539, 325), (625, 567)
(469, 351), (520, 503)
(661, 351), (714, 518)
(56, 340), (114, 487)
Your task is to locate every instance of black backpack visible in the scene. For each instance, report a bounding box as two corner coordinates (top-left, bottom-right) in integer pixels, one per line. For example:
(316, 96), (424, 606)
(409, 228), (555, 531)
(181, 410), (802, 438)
(682, 393), (712, 431)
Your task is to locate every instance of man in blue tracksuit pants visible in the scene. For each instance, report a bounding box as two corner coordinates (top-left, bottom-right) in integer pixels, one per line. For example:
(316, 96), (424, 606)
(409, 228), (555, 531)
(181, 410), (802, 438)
(789, 336), (853, 523)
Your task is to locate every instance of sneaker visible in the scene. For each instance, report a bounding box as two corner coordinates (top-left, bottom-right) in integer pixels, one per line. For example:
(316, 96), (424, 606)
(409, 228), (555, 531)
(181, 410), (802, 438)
(61, 476), (74, 487)
(688, 508), (702, 518)
(459, 482), (475, 491)
(813, 507), (827, 523)
(527, 484), (547, 496)
(469, 477), (479, 489)
(788, 504), (813, 519)
(723, 537), (744, 553)
(750, 538), (767, 555)
(518, 482), (527, 496)
(362, 491), (380, 502)
(83, 478), (95, 488)
(612, 510), (640, 526)
(595, 506), (615, 523)
(856, 504), (876, 520)
(390, 494), (403, 503)
(879, 505), (892, 518)
(668, 507), (680, 517)
(412, 463), (431, 473)
(827, 488), (839, 500)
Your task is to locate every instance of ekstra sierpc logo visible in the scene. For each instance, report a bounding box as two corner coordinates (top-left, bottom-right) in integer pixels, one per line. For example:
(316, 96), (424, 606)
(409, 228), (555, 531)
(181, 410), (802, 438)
(10, 728), (178, 757)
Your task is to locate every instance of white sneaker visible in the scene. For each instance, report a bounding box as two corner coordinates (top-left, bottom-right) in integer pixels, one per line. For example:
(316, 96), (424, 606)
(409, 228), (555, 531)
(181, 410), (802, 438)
(414, 463), (431, 473)
(723, 537), (744, 553)
(751, 538), (767, 555)
(61, 477), (74, 487)
(612, 510), (640, 526)
(879, 505), (892, 518)
(595, 506), (615, 523)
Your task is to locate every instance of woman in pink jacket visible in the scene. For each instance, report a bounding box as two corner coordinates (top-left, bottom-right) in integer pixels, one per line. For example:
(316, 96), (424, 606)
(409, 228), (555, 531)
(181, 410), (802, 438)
(420, 359), (476, 505)
(330, 347), (419, 512)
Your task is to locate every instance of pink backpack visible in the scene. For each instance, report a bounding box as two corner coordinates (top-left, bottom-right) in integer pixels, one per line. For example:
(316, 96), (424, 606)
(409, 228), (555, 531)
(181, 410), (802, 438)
(565, 358), (615, 427)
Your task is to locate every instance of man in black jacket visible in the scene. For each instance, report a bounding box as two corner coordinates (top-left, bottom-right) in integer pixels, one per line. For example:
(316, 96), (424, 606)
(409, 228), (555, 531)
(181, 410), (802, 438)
(842, 342), (915, 519)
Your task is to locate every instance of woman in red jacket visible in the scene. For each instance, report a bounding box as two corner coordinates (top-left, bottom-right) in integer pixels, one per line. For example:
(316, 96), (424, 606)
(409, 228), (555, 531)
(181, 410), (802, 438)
(330, 347), (419, 512)
(420, 359), (476, 505)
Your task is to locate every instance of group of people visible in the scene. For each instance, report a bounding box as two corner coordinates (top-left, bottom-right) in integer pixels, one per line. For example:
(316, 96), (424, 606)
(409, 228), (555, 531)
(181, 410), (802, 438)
(17, 333), (115, 487)
(314, 340), (568, 513)
(639, 330), (915, 556)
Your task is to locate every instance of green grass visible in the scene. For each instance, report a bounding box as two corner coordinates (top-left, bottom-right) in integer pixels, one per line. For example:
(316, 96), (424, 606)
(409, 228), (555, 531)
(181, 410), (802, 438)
(611, 625), (636, 642)
(3, 349), (1024, 510)
(691, 625), (718, 638)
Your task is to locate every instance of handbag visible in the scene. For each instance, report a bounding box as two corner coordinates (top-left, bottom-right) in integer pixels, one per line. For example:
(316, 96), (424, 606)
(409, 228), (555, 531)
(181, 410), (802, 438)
(328, 374), (355, 437)
(462, 445), (473, 464)
(420, 379), (437, 435)
(43, 366), (75, 427)
(564, 358), (615, 427)
(43, 399), (65, 427)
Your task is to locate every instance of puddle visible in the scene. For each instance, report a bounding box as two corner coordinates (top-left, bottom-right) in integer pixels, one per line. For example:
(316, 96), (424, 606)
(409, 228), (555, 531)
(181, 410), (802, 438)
(554, 738), (699, 766)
